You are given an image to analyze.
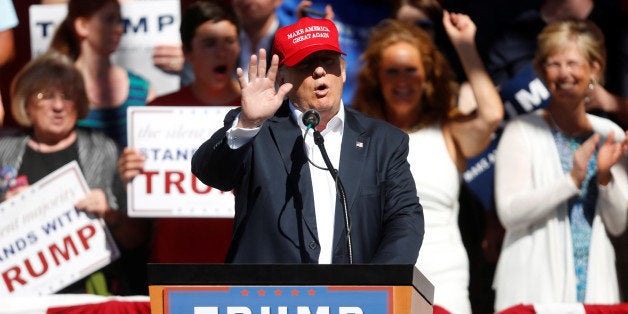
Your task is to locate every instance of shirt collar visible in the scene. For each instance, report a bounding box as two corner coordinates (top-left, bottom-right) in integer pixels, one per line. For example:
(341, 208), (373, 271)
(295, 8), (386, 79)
(289, 101), (345, 134)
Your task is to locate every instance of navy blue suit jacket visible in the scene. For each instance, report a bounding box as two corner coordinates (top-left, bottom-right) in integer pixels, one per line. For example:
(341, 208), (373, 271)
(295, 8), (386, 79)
(192, 103), (424, 264)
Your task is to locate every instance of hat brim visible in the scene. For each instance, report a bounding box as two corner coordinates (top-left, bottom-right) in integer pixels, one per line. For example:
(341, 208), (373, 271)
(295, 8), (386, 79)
(281, 44), (347, 67)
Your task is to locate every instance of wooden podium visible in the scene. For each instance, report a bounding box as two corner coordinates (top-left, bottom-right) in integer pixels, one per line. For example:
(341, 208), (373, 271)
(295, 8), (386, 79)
(148, 264), (434, 314)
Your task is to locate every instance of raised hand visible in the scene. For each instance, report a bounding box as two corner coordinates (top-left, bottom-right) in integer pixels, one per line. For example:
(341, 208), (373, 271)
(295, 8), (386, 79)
(152, 44), (185, 73)
(296, 1), (334, 19)
(236, 48), (293, 129)
(596, 131), (628, 185)
(442, 10), (477, 49)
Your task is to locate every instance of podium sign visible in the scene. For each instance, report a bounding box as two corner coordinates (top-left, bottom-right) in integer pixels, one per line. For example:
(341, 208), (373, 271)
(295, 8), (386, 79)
(165, 286), (391, 313)
(149, 264), (434, 314)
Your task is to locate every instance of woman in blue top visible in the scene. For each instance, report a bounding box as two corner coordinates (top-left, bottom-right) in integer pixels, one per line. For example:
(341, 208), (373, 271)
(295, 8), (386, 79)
(493, 20), (628, 311)
(49, 0), (156, 148)
(49, 1), (155, 295)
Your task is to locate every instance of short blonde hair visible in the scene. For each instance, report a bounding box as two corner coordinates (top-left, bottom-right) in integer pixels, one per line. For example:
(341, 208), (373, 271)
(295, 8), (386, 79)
(533, 19), (606, 84)
(10, 52), (89, 127)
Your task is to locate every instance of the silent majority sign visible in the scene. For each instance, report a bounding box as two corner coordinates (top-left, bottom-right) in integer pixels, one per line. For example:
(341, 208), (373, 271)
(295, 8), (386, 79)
(126, 106), (236, 218)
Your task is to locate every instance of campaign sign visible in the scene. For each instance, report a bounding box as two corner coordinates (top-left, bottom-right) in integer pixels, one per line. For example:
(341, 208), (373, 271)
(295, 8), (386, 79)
(498, 63), (550, 120)
(127, 106), (236, 218)
(0, 161), (120, 296)
(462, 63), (550, 210)
(28, 0), (181, 96)
(165, 286), (391, 314)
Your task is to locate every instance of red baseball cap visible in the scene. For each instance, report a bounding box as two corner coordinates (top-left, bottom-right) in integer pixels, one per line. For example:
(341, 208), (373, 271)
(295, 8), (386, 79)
(272, 17), (346, 67)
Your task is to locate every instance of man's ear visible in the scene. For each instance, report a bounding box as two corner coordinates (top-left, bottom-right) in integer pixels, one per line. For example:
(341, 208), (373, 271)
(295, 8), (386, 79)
(341, 57), (346, 83)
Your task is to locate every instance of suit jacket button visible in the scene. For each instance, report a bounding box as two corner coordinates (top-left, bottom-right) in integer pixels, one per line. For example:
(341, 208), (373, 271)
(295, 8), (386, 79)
(309, 241), (317, 249)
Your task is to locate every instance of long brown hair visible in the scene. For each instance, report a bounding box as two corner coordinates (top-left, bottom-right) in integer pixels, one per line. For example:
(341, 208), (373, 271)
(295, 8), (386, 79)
(49, 0), (120, 60)
(352, 19), (458, 129)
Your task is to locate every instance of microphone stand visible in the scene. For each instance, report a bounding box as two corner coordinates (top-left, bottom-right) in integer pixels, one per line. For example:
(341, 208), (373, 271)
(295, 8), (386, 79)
(313, 131), (353, 264)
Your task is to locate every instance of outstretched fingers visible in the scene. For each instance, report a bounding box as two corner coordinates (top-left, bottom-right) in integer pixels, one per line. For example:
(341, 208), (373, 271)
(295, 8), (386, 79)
(237, 49), (290, 127)
(276, 82), (294, 101)
(247, 53), (259, 83)
(265, 54), (280, 83)
(267, 54), (293, 99)
(237, 67), (246, 89)
(243, 49), (274, 83)
(257, 49), (268, 78)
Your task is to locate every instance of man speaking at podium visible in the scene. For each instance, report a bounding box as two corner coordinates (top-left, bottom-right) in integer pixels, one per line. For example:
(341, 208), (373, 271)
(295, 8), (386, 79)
(192, 17), (424, 264)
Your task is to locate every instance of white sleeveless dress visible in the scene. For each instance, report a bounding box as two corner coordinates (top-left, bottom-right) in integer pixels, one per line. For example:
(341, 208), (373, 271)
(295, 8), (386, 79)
(409, 125), (471, 314)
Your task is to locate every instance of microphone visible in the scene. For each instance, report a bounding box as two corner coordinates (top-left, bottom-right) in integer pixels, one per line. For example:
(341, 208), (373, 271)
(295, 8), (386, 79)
(300, 109), (353, 263)
(302, 109), (320, 129)
(312, 131), (353, 264)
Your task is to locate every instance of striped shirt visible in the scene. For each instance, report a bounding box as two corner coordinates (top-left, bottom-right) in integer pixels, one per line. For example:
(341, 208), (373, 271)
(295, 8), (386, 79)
(77, 71), (150, 148)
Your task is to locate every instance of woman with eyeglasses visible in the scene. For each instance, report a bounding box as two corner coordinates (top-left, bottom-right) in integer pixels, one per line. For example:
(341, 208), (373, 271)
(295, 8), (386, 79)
(0, 52), (147, 294)
(493, 20), (628, 311)
(353, 12), (503, 314)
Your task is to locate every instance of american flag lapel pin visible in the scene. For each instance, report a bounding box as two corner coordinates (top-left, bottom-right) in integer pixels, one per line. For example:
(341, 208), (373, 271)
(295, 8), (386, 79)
(356, 141), (363, 148)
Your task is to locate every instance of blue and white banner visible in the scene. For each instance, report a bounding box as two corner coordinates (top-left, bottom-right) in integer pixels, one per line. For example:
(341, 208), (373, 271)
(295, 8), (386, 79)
(463, 63), (551, 210)
(165, 286), (392, 314)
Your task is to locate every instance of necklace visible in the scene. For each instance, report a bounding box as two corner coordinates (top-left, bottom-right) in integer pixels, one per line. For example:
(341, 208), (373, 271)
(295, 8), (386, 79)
(546, 111), (590, 138)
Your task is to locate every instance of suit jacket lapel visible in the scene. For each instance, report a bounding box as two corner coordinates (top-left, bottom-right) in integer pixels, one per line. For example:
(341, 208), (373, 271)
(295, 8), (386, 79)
(268, 103), (319, 244)
(333, 109), (368, 254)
(267, 103), (300, 175)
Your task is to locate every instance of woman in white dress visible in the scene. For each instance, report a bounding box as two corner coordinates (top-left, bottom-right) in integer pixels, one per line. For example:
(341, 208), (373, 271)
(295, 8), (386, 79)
(353, 13), (503, 314)
(493, 19), (628, 311)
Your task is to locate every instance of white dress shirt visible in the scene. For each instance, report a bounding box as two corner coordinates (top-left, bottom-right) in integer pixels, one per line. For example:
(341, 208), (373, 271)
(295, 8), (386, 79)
(226, 102), (345, 263)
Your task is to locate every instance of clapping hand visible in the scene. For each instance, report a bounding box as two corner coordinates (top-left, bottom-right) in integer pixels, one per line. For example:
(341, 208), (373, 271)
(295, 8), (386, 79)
(596, 131), (628, 185)
(571, 133), (600, 188)
(571, 131), (628, 187)
(236, 49), (293, 129)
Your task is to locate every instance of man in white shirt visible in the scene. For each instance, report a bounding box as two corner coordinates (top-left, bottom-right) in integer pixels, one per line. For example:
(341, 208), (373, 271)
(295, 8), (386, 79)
(192, 17), (424, 264)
